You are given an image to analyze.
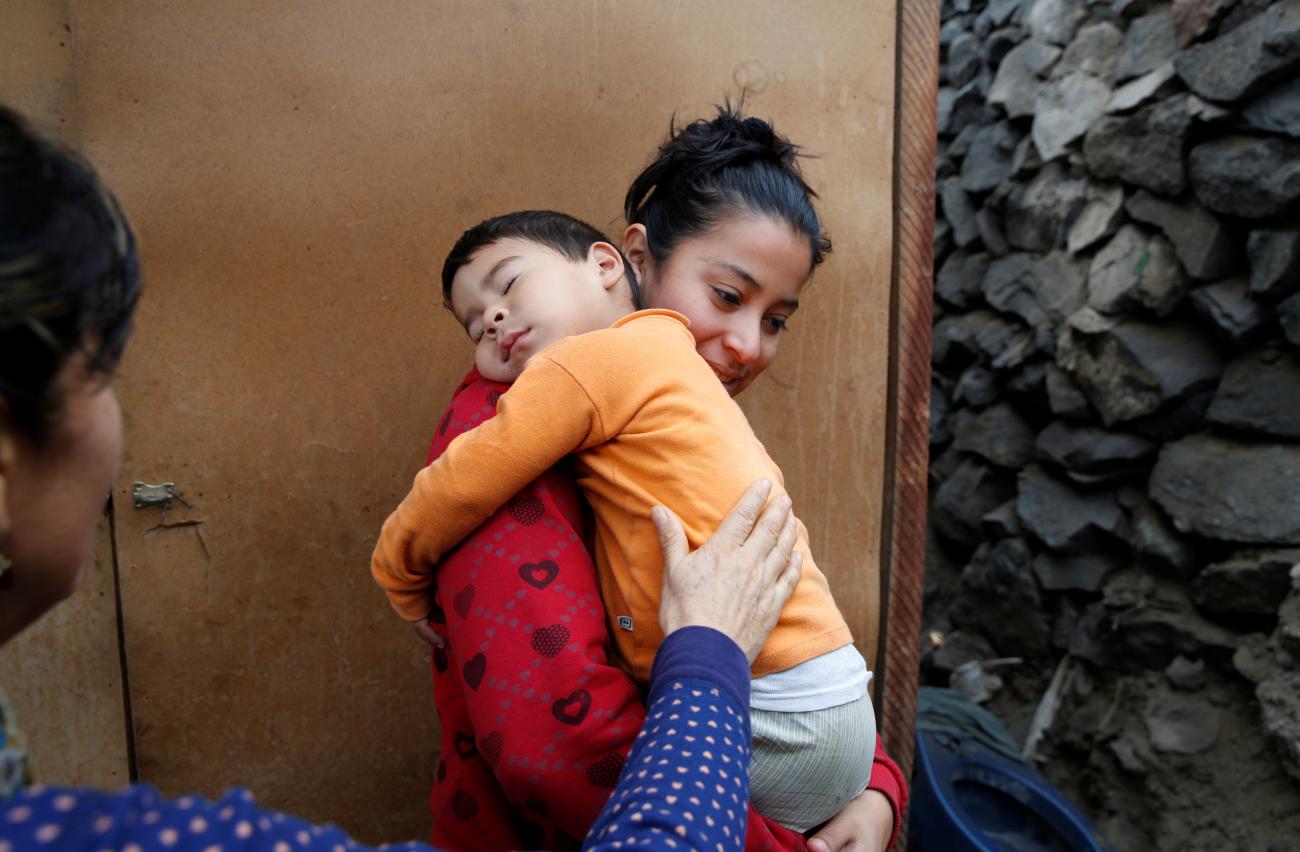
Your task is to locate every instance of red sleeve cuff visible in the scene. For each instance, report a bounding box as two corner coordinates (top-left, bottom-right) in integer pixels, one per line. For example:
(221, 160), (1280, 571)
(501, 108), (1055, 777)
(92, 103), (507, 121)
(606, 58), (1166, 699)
(867, 734), (909, 850)
(744, 806), (809, 851)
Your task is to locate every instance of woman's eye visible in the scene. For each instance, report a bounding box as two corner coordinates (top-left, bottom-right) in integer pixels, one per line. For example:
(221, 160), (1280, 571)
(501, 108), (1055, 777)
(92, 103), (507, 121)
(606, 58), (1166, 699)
(504, 275), (518, 295)
(764, 315), (790, 334)
(712, 287), (742, 307)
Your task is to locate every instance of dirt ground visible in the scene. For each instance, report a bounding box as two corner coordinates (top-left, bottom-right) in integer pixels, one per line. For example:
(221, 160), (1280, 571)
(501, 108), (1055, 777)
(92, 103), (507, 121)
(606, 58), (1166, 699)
(986, 665), (1300, 852)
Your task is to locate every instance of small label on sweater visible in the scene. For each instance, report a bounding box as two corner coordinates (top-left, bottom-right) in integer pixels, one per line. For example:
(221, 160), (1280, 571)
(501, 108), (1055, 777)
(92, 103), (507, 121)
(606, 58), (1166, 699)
(617, 616), (634, 631)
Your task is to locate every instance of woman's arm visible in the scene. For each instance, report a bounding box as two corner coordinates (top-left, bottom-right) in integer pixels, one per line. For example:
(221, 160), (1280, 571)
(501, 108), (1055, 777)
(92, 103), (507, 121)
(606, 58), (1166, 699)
(0, 784), (432, 851)
(656, 483), (908, 852)
(586, 483), (804, 850)
(583, 627), (755, 851)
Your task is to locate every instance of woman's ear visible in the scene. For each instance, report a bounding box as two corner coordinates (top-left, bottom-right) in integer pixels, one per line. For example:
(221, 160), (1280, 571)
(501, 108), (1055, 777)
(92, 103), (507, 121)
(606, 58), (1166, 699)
(621, 224), (650, 283)
(590, 241), (626, 292)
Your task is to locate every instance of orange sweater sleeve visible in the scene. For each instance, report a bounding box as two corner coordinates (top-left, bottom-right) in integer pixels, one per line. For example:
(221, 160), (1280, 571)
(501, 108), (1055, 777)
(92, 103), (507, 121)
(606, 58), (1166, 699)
(370, 354), (609, 621)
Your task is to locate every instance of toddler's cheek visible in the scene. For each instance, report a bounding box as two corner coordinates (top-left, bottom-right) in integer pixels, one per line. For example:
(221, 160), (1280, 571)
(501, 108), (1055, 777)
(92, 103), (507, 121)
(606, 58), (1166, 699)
(476, 348), (520, 383)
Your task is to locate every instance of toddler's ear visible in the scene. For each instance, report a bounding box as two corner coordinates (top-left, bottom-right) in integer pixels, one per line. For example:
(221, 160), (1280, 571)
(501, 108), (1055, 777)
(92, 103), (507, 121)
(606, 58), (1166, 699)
(590, 241), (626, 291)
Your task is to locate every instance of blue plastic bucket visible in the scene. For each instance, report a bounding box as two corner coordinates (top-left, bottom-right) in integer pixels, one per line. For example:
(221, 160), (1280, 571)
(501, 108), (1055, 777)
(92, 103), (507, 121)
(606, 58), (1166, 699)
(909, 729), (1111, 852)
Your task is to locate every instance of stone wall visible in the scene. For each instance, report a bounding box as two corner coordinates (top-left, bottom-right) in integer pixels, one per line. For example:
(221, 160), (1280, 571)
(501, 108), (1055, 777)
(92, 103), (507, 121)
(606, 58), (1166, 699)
(924, 0), (1300, 848)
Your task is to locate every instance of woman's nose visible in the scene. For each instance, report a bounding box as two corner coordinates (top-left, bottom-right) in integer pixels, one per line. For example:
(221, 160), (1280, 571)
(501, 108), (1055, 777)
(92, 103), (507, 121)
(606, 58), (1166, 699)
(723, 324), (760, 365)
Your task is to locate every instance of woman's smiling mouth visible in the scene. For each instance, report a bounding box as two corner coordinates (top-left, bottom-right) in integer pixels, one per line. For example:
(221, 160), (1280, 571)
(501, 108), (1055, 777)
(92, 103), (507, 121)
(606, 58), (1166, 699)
(706, 361), (746, 395)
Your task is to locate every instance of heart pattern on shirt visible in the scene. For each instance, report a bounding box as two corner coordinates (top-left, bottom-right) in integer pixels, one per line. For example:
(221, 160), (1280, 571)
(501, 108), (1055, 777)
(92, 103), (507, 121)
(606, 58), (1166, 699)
(451, 790), (478, 820)
(551, 688), (591, 726)
(479, 730), (504, 765)
(453, 584), (476, 618)
(531, 624), (570, 658)
(463, 653), (486, 690)
(453, 732), (477, 760)
(519, 559), (560, 590)
(507, 494), (545, 525)
(585, 753), (626, 788)
(486, 390), (502, 406)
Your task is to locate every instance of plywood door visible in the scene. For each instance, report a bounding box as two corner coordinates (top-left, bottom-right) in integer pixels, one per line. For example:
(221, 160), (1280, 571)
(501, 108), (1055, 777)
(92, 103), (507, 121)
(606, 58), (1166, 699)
(0, 516), (132, 790)
(70, 0), (895, 841)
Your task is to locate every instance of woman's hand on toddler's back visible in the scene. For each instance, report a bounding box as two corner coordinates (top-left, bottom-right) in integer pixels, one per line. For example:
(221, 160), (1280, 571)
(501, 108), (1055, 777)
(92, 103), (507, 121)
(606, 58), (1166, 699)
(653, 478), (803, 662)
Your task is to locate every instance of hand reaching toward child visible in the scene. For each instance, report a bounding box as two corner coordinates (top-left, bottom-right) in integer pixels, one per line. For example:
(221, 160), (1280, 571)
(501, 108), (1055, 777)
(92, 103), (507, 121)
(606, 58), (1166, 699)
(653, 478), (804, 663)
(654, 479), (901, 850)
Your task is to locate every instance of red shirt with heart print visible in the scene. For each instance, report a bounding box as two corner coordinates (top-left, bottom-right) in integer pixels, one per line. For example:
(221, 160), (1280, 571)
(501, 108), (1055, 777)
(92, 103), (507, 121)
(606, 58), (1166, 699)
(422, 369), (905, 850)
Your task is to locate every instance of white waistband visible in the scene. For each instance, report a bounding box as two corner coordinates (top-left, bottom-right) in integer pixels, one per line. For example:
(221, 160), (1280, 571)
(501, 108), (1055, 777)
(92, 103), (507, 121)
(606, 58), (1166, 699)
(750, 644), (872, 711)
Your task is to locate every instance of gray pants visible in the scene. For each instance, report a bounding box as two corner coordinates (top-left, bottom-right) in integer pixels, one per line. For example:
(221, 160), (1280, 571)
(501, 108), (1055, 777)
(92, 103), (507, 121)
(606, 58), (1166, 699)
(749, 692), (877, 832)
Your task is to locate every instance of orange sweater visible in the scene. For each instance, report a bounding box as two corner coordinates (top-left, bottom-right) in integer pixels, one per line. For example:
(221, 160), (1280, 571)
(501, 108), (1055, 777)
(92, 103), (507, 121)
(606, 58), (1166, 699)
(371, 309), (852, 679)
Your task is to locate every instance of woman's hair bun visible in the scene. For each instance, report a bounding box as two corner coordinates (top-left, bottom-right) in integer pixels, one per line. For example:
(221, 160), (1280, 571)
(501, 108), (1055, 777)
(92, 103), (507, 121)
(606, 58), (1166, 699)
(670, 102), (802, 175)
(624, 101), (830, 269)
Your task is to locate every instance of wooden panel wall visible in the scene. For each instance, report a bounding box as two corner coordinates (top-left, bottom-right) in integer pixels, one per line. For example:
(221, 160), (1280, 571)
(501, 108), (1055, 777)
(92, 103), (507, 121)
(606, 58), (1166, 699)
(0, 515), (131, 789)
(12, 1), (897, 841)
(2, 0), (79, 138)
(0, 0), (131, 792)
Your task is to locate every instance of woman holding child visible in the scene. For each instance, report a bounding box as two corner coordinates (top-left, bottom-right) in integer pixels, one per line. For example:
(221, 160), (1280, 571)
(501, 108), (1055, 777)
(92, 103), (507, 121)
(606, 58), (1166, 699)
(0, 104), (809, 850)
(622, 109), (908, 849)
(406, 106), (906, 851)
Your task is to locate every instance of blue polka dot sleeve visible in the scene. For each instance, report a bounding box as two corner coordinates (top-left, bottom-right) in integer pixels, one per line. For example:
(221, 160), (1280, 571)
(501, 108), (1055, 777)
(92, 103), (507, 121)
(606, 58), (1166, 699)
(583, 626), (753, 851)
(0, 783), (432, 851)
(0, 627), (752, 852)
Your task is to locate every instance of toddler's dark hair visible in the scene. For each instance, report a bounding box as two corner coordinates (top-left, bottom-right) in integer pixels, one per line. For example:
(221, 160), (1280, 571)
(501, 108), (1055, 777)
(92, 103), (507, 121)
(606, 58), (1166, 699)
(0, 106), (140, 444)
(441, 210), (639, 307)
(624, 102), (830, 271)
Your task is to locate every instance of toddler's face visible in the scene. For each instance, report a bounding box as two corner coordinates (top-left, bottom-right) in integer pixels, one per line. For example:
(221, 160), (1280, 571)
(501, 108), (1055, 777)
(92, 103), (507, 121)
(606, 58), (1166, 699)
(449, 238), (618, 382)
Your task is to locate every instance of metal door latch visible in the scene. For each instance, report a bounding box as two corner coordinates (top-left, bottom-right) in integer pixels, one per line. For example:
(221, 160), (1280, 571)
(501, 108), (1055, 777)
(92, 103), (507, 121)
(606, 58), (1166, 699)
(132, 481), (187, 509)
